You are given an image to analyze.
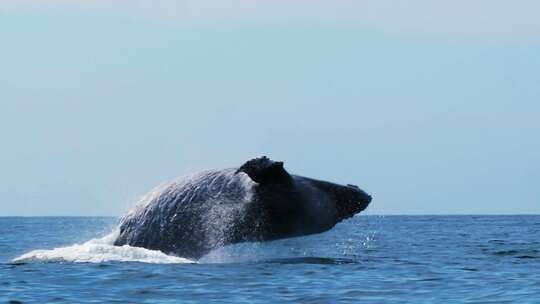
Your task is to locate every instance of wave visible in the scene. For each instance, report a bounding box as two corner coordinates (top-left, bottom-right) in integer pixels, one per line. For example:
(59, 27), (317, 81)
(12, 230), (194, 264)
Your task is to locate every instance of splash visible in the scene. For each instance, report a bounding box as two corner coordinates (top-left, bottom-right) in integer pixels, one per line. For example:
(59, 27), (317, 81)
(12, 230), (194, 264)
(12, 169), (256, 264)
(115, 169), (255, 259)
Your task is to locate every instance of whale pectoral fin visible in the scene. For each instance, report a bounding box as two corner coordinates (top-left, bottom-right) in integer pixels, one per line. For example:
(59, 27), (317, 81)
(235, 156), (290, 185)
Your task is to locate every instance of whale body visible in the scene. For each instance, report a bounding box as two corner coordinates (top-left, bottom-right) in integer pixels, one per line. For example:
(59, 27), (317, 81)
(114, 157), (372, 259)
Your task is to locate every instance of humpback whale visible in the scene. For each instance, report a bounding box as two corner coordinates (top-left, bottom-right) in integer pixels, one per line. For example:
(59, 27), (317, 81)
(114, 157), (372, 259)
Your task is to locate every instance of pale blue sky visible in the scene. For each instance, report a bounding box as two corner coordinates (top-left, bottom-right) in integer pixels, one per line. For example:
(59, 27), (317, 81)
(1, 2), (539, 215)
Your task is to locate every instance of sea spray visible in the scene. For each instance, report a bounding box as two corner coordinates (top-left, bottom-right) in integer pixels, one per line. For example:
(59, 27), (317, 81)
(12, 229), (193, 264)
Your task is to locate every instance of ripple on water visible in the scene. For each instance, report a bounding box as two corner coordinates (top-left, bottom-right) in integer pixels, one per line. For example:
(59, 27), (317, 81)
(2, 216), (540, 303)
(491, 249), (539, 258)
(131, 289), (153, 296)
(264, 257), (357, 265)
(516, 255), (538, 259)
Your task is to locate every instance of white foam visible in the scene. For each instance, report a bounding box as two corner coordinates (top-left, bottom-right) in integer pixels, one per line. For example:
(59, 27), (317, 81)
(12, 230), (194, 264)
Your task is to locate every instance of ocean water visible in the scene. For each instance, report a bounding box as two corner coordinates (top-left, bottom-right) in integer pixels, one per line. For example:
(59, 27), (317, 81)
(0, 215), (539, 303)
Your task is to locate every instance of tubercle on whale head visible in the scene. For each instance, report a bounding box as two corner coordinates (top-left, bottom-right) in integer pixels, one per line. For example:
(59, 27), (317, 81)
(342, 184), (372, 218)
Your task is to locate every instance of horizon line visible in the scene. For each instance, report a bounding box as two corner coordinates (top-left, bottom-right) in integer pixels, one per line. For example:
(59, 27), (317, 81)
(1, 213), (538, 218)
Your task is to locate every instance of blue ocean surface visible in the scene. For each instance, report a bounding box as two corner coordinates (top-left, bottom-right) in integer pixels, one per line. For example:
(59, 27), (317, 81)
(0, 215), (539, 303)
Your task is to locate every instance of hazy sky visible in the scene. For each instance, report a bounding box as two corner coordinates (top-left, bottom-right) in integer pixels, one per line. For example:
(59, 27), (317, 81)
(1, 2), (539, 216)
